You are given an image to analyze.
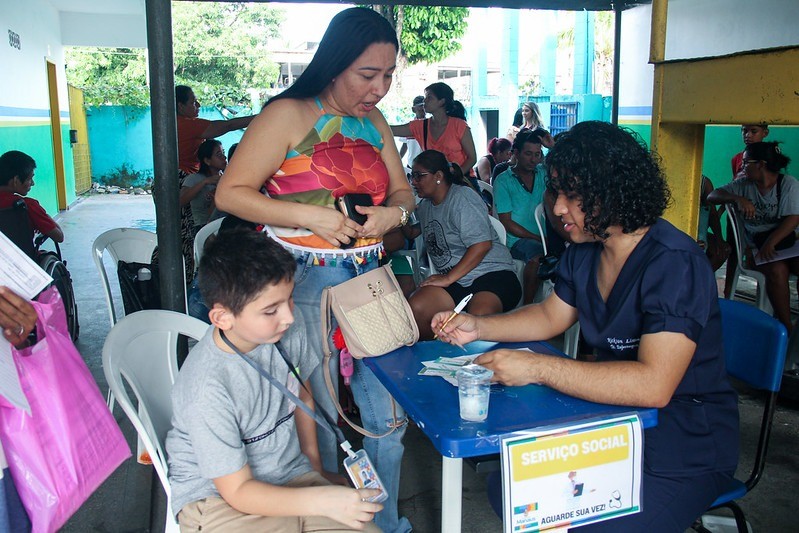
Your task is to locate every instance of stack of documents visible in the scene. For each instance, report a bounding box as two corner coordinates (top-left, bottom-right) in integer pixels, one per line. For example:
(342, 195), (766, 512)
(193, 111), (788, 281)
(418, 355), (476, 386)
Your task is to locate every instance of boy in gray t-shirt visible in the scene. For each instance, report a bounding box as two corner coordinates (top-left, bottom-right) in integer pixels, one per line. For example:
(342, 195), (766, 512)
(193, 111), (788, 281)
(166, 230), (382, 531)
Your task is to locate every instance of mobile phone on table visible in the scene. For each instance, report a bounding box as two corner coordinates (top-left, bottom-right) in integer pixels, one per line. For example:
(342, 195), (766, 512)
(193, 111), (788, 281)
(343, 448), (388, 503)
(335, 193), (373, 248)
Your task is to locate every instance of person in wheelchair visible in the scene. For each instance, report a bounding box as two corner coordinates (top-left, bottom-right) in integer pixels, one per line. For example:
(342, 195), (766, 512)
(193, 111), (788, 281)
(1, 150), (78, 340)
(0, 150), (64, 256)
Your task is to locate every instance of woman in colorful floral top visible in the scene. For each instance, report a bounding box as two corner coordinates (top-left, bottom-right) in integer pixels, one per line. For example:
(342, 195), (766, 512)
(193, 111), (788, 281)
(216, 8), (414, 533)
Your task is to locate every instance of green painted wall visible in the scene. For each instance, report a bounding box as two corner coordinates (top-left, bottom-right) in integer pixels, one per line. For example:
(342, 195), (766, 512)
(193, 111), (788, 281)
(618, 122), (799, 186)
(0, 122), (65, 215)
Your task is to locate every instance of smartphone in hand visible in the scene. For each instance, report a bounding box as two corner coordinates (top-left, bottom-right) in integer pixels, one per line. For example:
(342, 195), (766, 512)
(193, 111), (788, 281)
(335, 194), (373, 248)
(335, 194), (373, 226)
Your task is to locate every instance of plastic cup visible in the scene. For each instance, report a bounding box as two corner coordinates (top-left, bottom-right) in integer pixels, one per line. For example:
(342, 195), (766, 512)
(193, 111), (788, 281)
(457, 364), (494, 422)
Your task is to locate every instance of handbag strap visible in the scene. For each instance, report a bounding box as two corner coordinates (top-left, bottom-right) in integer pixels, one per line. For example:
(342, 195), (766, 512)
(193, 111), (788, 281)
(218, 330), (347, 445)
(273, 341), (346, 439)
(321, 286), (403, 439)
(423, 118), (429, 150)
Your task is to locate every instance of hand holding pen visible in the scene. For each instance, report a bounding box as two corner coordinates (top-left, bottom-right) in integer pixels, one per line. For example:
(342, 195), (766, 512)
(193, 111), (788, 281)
(432, 293), (473, 341)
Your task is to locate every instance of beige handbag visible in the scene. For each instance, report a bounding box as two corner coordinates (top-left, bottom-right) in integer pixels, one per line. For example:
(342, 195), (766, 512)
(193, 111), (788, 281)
(320, 265), (418, 437)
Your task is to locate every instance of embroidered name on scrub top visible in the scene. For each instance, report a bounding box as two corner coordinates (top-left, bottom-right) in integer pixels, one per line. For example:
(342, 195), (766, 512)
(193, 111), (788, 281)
(265, 98), (390, 249)
(606, 337), (640, 352)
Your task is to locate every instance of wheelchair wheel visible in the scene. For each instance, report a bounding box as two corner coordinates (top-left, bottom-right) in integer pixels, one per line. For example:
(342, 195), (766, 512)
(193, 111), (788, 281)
(38, 252), (80, 341)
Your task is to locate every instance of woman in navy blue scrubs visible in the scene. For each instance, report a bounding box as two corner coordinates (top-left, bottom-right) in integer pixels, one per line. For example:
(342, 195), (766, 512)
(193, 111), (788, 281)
(434, 121), (739, 532)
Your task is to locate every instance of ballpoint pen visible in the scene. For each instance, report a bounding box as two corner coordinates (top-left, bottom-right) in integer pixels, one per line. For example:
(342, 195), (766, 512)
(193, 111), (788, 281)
(433, 293), (473, 340)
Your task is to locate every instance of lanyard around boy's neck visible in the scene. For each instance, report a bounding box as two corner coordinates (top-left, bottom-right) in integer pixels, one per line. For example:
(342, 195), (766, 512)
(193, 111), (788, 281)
(218, 329), (349, 448)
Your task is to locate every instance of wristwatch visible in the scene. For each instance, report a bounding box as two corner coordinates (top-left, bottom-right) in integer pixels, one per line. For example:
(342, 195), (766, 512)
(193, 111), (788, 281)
(398, 205), (410, 226)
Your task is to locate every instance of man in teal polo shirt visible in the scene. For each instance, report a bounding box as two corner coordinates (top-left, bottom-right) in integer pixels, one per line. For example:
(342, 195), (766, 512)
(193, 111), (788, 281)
(493, 129), (548, 302)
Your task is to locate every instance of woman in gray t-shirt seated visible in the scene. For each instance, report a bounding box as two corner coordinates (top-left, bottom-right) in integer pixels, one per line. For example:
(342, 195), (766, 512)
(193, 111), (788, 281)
(403, 149), (521, 339)
(708, 141), (799, 333)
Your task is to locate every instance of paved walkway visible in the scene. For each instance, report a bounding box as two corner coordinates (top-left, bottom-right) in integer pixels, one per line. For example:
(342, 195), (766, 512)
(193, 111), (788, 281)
(56, 195), (798, 532)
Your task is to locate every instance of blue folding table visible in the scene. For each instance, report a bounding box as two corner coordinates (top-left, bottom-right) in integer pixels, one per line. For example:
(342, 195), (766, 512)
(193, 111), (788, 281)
(365, 340), (658, 532)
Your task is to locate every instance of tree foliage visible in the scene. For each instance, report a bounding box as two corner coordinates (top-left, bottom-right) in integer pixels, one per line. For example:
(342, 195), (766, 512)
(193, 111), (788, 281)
(65, 2), (284, 107)
(65, 48), (149, 107)
(366, 5), (469, 65)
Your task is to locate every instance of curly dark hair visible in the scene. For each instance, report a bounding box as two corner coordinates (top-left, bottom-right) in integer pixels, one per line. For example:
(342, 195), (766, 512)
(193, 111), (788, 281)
(545, 121), (671, 239)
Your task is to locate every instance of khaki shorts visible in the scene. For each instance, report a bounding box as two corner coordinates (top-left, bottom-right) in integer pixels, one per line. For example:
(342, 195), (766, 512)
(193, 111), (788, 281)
(177, 471), (381, 533)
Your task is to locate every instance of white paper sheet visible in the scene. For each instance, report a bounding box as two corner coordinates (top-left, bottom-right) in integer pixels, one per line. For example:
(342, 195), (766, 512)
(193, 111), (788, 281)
(0, 339), (29, 414)
(753, 240), (799, 265)
(0, 234), (45, 414)
(0, 231), (52, 299)
(418, 349), (534, 386)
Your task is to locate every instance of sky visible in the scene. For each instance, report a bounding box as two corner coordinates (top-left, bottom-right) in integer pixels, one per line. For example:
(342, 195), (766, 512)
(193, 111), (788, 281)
(278, 2), (351, 47)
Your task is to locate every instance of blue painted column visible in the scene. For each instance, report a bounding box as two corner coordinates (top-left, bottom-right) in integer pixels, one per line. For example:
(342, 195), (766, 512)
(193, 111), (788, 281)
(500, 10), (519, 135)
(540, 30), (557, 97)
(573, 11), (595, 95)
(471, 44), (489, 152)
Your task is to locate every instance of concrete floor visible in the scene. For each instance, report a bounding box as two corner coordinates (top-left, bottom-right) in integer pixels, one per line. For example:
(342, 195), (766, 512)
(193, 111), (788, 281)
(55, 194), (798, 532)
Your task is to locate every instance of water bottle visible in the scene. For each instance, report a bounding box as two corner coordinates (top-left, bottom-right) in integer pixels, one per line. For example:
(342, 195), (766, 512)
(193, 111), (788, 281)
(137, 267), (152, 308)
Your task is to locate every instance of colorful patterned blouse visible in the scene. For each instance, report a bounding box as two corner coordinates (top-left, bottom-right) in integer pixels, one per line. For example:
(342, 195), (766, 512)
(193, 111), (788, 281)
(265, 99), (390, 249)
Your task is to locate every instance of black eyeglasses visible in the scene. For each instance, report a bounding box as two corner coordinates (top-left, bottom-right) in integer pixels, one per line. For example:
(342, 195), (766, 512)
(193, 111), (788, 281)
(742, 159), (760, 166)
(407, 171), (431, 181)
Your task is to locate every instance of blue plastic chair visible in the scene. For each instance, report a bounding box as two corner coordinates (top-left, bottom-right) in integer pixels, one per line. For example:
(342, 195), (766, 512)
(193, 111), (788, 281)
(697, 298), (788, 532)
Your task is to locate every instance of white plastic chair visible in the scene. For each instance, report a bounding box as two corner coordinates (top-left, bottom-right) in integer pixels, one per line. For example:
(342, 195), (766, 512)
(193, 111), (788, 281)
(93, 228), (188, 414)
(192, 217), (224, 273)
(534, 202), (581, 358)
(725, 204), (772, 313)
(533, 202), (554, 301)
(394, 233), (428, 287)
(488, 214), (507, 245)
(488, 215), (528, 306)
(477, 181), (494, 215)
(92, 228), (159, 327)
(534, 202), (549, 256)
(102, 310), (209, 533)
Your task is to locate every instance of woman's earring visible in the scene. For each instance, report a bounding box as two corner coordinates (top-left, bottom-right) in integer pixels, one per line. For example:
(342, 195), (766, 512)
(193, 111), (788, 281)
(436, 180), (441, 184)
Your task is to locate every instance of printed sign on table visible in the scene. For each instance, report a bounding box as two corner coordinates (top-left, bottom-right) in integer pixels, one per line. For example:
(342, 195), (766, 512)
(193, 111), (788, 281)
(501, 414), (643, 532)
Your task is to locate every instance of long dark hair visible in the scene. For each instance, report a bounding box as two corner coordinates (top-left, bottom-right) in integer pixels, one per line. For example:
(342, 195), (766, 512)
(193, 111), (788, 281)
(266, 8), (397, 106)
(522, 101), (544, 128)
(425, 82), (466, 120)
(413, 150), (466, 186)
(197, 139), (222, 175)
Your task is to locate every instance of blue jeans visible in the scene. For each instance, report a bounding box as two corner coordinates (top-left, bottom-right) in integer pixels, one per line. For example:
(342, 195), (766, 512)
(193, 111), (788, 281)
(292, 253), (411, 533)
(510, 238), (545, 263)
(187, 275), (211, 324)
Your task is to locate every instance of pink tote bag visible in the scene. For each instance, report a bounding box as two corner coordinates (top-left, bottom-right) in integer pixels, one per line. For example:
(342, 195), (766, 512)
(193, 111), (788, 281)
(0, 287), (131, 532)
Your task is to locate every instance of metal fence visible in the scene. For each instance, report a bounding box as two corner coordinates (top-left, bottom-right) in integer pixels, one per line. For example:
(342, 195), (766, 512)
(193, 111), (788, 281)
(550, 102), (579, 136)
